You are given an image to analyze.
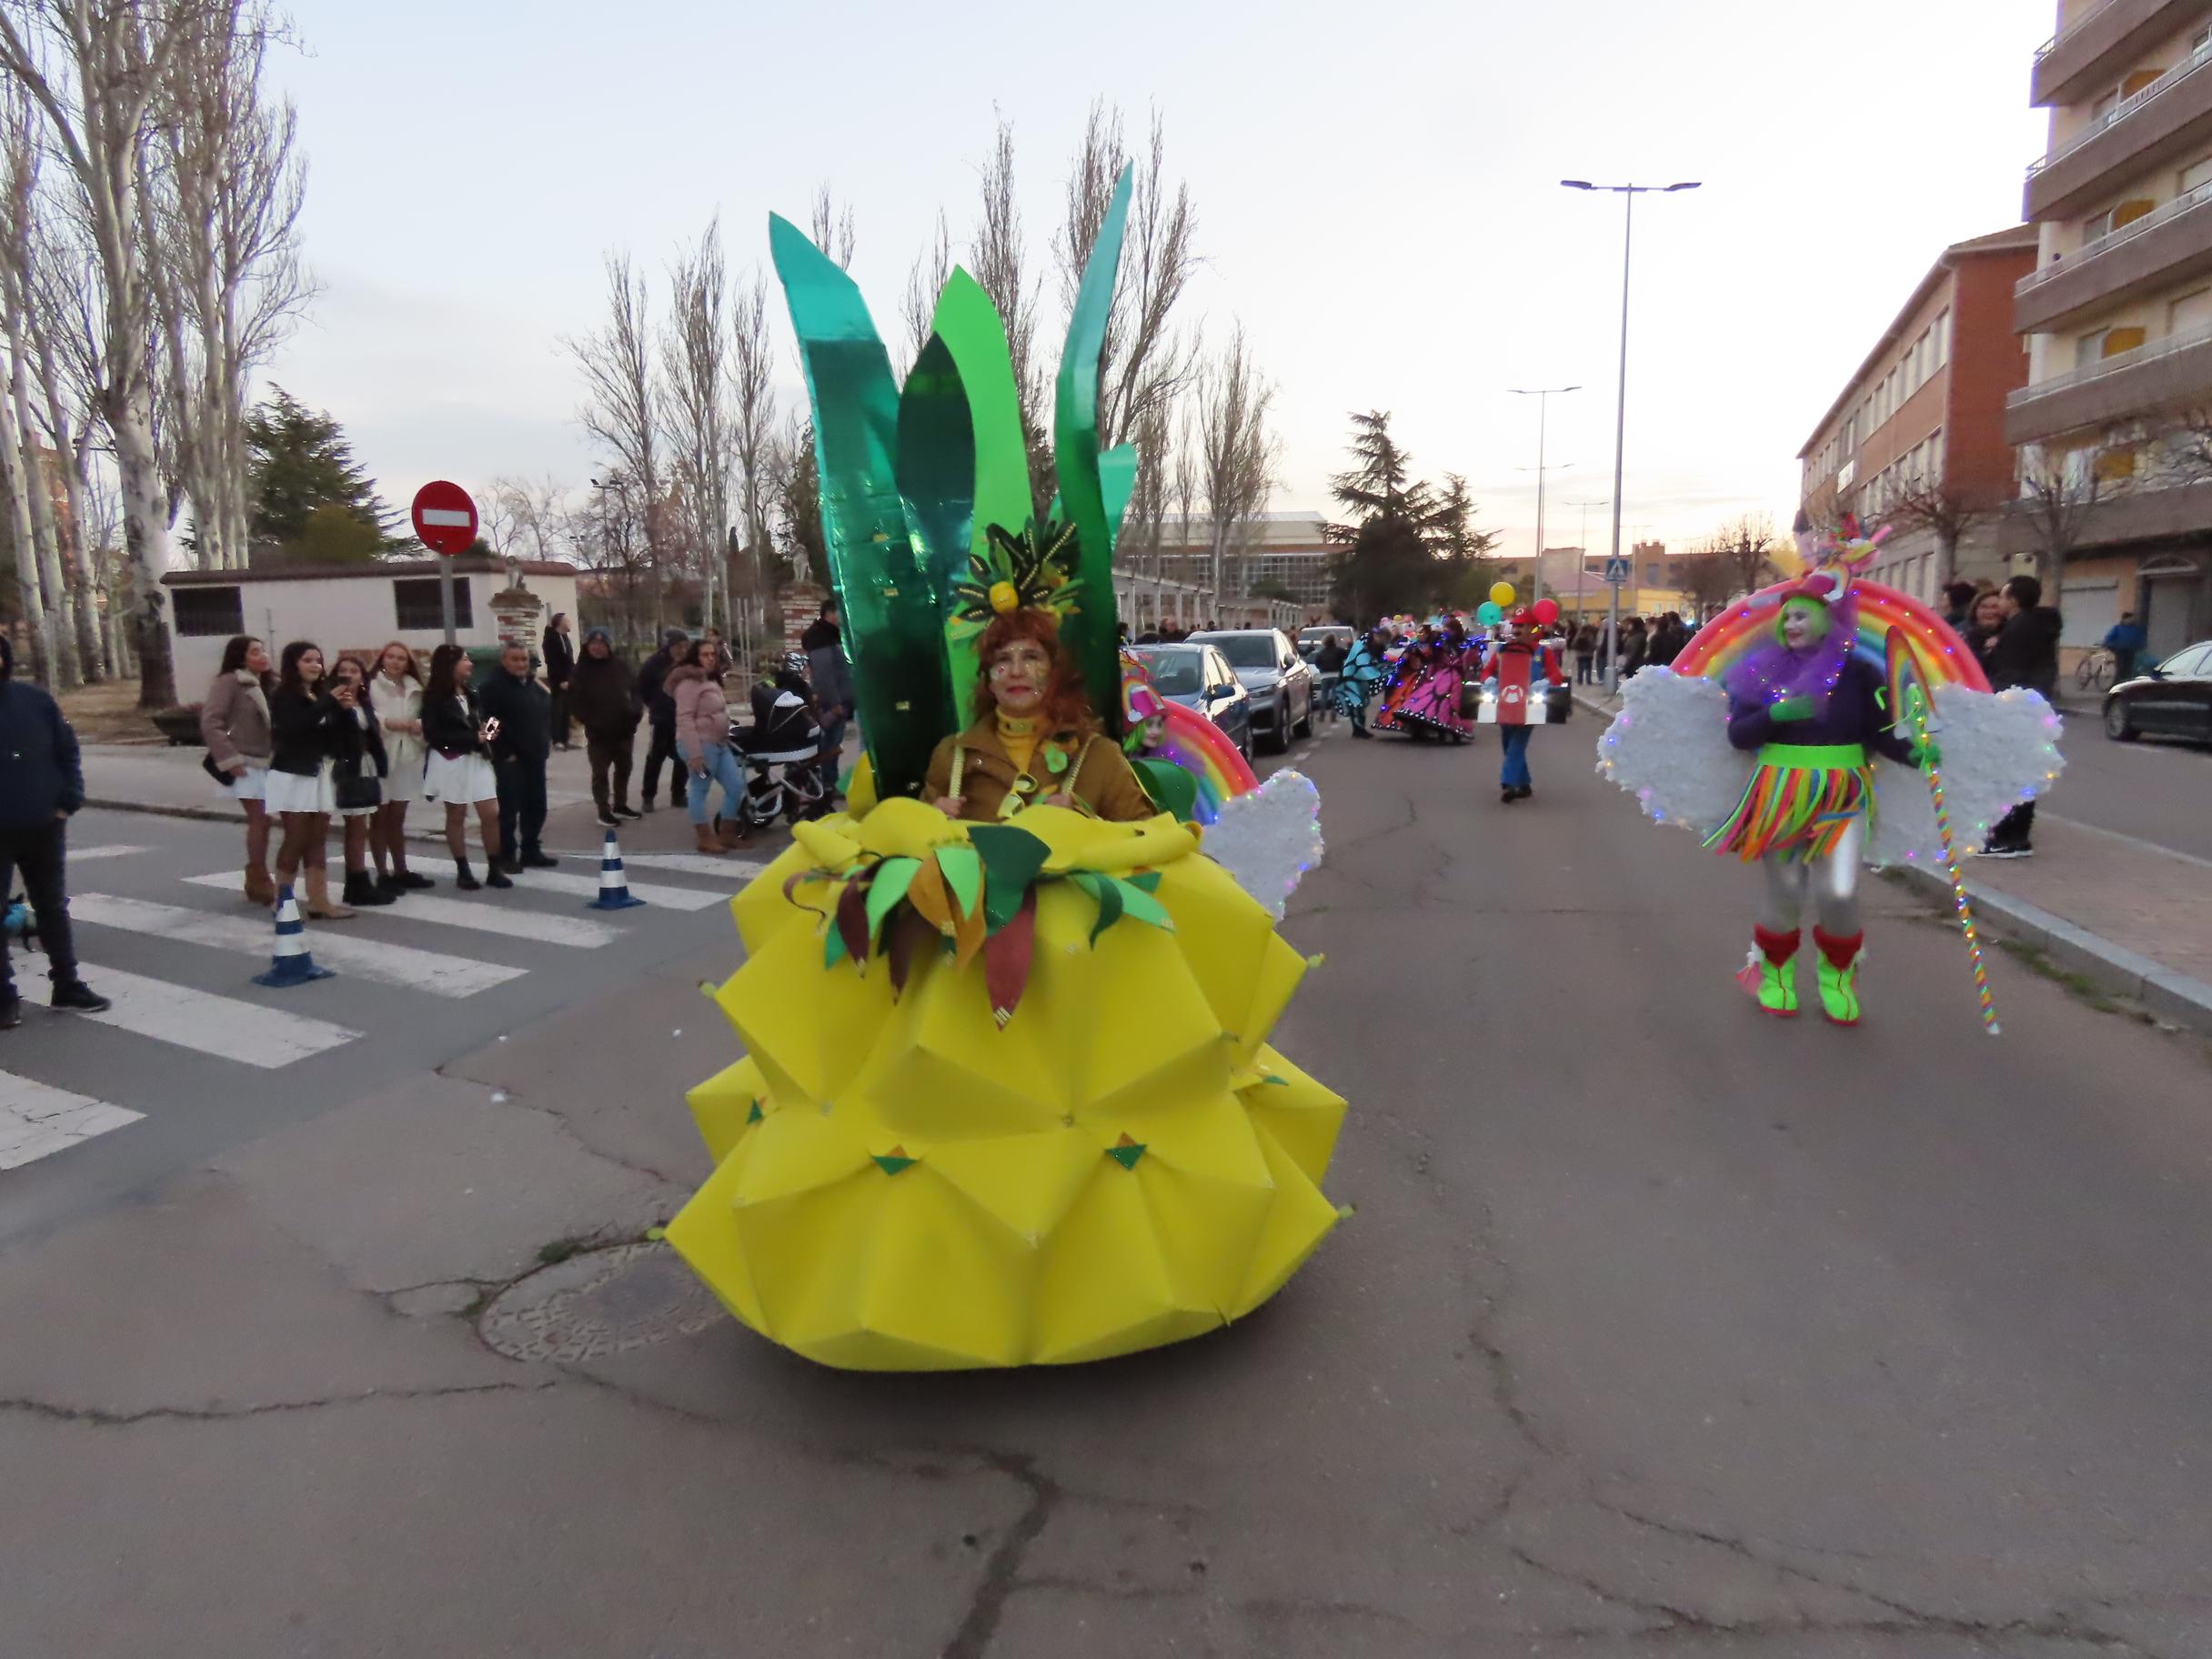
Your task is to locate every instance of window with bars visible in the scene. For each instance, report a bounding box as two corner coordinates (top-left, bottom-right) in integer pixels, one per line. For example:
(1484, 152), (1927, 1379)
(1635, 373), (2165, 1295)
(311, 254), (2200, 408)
(172, 585), (244, 638)
(394, 577), (470, 631)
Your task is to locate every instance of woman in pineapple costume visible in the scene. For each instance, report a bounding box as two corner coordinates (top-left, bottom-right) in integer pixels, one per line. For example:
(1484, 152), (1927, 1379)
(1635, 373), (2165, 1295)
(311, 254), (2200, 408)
(663, 172), (1347, 1371)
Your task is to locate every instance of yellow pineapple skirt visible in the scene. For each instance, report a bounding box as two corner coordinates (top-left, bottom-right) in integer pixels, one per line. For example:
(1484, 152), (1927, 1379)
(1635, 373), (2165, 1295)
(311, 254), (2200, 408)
(665, 797), (1347, 1370)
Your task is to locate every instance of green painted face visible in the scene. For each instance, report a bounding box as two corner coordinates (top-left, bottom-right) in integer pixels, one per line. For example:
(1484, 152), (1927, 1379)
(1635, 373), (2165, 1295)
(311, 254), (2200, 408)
(1778, 597), (1831, 649)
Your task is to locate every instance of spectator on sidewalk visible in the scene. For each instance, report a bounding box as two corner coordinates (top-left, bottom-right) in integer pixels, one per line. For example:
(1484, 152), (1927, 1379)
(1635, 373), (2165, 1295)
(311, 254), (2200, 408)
(2103, 611), (2148, 682)
(1942, 580), (1978, 637)
(1620, 616), (1650, 680)
(421, 645), (509, 891)
(1647, 612), (1688, 670)
(328, 654), (393, 909)
(635, 628), (692, 813)
(478, 642), (558, 872)
(266, 640), (352, 920)
(370, 641), (433, 895)
(0, 632), (110, 1027)
(669, 637), (747, 856)
(802, 598), (855, 799)
(1982, 575), (2062, 859)
(1964, 588), (2006, 668)
(569, 628), (642, 829)
(1572, 622), (1597, 685)
(543, 612), (576, 750)
(200, 634), (276, 906)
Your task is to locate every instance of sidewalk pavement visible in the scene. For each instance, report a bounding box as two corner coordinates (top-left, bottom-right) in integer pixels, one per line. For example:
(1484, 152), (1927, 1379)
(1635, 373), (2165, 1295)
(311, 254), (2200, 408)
(1572, 688), (2212, 1037)
(77, 740), (805, 861)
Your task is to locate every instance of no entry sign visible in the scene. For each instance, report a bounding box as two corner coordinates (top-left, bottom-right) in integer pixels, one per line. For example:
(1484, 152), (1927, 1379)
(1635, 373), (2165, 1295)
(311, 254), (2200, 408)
(410, 480), (478, 557)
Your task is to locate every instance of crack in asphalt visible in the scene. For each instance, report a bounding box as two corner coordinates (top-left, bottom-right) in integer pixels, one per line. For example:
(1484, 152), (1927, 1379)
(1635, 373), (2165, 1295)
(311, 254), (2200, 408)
(939, 1453), (1060, 1659)
(0, 1379), (548, 1428)
(429, 1064), (685, 1190)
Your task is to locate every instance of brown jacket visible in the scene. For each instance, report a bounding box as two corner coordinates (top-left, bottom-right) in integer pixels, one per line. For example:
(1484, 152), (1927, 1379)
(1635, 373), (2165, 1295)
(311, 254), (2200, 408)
(923, 717), (1155, 824)
(200, 670), (273, 771)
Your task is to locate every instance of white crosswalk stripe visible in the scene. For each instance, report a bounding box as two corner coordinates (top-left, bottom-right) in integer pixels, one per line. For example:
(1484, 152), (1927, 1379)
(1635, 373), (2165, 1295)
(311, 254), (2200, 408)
(70, 894), (527, 998)
(70, 965), (359, 1068)
(65, 844), (150, 862)
(506, 869), (727, 911)
(568, 850), (769, 882)
(0, 1071), (144, 1171)
(181, 874), (622, 948)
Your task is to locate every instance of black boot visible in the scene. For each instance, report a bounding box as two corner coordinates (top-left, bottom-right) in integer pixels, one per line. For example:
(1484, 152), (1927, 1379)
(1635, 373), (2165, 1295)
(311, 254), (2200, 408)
(375, 871), (406, 901)
(399, 866), (435, 890)
(0, 989), (20, 1030)
(344, 870), (393, 907)
(50, 979), (114, 1013)
(455, 858), (481, 891)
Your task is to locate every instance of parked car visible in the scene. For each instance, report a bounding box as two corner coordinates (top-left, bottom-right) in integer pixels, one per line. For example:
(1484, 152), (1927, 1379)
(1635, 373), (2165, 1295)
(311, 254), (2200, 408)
(1296, 624), (1353, 661)
(2103, 639), (2212, 744)
(1130, 642), (1253, 759)
(1187, 628), (1316, 754)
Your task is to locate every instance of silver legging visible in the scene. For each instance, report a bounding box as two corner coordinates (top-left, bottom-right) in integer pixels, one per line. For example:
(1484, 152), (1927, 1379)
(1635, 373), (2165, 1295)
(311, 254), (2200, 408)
(1756, 815), (1863, 938)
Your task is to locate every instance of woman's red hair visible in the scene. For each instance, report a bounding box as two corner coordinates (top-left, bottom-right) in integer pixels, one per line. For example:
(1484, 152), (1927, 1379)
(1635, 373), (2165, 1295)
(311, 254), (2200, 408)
(971, 607), (1098, 735)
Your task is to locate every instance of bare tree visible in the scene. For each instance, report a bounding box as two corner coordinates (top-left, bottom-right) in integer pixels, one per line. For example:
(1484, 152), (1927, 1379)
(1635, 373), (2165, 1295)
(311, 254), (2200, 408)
(0, 85), (71, 683)
(808, 185), (855, 272)
(899, 207), (952, 368)
(662, 217), (732, 638)
(1709, 511), (1785, 597)
(146, 0), (311, 573)
(1882, 480), (1996, 590)
(1191, 325), (1278, 605)
(2013, 447), (2112, 594)
(563, 252), (667, 627)
(970, 116), (1045, 515)
(492, 474), (569, 565)
(0, 0), (250, 705)
(729, 267), (780, 637)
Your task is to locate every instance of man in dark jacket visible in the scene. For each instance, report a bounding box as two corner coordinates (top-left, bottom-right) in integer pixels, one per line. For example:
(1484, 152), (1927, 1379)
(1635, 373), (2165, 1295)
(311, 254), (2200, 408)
(477, 642), (558, 871)
(542, 612), (577, 751)
(0, 634), (110, 1025)
(800, 598), (855, 797)
(634, 628), (691, 812)
(568, 628), (641, 827)
(1982, 574), (2063, 858)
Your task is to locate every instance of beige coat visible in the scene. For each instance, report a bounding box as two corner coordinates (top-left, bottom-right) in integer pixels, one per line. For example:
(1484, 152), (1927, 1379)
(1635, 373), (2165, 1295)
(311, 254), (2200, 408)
(200, 671), (272, 772)
(922, 718), (1155, 824)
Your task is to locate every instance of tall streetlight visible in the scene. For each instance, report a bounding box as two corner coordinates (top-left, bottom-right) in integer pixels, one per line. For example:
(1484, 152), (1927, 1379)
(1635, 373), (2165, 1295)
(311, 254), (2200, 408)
(1561, 178), (1700, 691)
(1509, 385), (1578, 611)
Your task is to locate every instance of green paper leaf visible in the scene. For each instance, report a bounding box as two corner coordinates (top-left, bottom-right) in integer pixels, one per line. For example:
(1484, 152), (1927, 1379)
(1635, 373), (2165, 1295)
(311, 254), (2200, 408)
(1045, 745), (1069, 776)
(872, 1151), (917, 1176)
(746, 1100), (766, 1122)
(865, 857), (920, 943)
(1106, 1138), (1147, 1171)
(1126, 870), (1161, 893)
(1109, 877), (1173, 932)
(969, 824), (1051, 931)
(936, 844), (983, 920)
(824, 922), (850, 969)
(1081, 870), (1124, 944)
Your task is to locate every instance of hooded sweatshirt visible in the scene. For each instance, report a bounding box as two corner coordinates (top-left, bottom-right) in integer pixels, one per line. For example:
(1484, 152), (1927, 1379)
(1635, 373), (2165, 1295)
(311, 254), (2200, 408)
(0, 633), (84, 826)
(1984, 605), (2063, 697)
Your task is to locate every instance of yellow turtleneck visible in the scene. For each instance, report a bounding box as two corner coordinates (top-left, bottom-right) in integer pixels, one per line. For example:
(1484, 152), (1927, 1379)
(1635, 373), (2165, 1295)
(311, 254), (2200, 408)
(995, 711), (1040, 781)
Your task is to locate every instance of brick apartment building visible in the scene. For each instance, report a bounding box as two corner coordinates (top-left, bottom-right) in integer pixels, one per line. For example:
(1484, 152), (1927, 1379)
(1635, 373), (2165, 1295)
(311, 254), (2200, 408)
(2007, 0), (2212, 659)
(1797, 226), (2037, 602)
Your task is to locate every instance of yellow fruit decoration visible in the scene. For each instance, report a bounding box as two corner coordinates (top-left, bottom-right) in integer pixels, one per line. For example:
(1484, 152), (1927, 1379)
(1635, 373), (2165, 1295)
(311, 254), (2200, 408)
(668, 799), (1347, 1370)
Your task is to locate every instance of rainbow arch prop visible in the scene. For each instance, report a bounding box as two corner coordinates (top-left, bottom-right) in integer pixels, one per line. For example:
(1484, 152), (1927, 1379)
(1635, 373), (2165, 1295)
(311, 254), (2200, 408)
(1156, 700), (1258, 824)
(1674, 578), (1990, 694)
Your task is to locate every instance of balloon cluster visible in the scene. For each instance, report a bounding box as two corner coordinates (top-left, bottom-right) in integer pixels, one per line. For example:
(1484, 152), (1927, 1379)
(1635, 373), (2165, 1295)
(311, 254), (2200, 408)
(1472, 585), (1561, 629)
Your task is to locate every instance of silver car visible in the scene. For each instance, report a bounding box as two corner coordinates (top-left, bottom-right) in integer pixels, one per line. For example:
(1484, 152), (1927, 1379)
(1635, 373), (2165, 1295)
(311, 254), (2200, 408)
(1187, 628), (1317, 754)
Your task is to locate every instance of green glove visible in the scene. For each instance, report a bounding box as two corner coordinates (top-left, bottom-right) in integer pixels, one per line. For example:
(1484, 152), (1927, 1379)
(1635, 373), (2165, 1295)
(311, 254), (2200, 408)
(1910, 739), (1941, 769)
(1769, 696), (1815, 723)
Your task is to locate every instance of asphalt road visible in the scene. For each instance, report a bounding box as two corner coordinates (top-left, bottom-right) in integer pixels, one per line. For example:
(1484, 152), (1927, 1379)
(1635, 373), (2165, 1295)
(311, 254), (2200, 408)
(9, 719), (2212, 1656)
(2040, 708), (2212, 863)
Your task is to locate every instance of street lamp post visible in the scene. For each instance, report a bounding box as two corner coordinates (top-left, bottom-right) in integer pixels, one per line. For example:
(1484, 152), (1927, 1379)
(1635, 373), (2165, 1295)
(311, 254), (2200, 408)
(1509, 385), (1579, 611)
(1561, 178), (1700, 692)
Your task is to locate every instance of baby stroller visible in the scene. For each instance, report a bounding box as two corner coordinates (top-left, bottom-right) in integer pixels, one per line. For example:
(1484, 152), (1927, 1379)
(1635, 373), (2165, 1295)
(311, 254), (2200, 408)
(730, 653), (830, 828)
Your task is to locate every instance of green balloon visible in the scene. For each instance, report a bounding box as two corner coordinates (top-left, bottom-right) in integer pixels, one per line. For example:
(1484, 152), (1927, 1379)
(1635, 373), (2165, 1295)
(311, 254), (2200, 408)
(1477, 601), (1503, 626)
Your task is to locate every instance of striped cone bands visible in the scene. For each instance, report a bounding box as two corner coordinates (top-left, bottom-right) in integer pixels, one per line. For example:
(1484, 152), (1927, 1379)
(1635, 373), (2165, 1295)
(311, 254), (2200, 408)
(252, 885), (337, 987)
(587, 827), (647, 910)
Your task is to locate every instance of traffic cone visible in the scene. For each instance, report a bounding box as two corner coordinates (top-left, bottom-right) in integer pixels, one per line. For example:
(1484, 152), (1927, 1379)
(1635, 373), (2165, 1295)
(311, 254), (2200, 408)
(252, 885), (336, 987)
(587, 826), (647, 910)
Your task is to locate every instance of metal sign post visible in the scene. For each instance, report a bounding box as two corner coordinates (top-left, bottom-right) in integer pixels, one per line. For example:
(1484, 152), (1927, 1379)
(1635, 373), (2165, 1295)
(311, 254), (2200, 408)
(410, 481), (479, 650)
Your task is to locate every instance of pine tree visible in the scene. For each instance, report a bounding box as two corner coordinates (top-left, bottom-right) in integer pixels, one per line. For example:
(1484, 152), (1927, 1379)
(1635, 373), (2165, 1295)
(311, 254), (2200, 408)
(1322, 411), (1465, 620)
(246, 387), (400, 565)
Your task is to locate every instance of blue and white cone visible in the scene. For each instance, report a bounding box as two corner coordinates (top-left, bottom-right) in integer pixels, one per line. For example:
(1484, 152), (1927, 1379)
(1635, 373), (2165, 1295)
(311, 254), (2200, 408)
(587, 827), (647, 910)
(253, 885), (336, 987)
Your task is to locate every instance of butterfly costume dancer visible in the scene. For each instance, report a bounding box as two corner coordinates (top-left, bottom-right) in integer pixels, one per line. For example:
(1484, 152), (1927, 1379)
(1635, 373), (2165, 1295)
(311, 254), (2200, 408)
(1597, 518), (2064, 1026)
(664, 172), (1345, 1371)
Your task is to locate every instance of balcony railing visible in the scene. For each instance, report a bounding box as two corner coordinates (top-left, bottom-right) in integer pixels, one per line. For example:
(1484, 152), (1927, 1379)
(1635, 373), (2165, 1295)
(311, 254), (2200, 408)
(2007, 315), (2212, 403)
(2027, 36), (2212, 177)
(2017, 176), (2212, 293)
(2036, 0), (2124, 63)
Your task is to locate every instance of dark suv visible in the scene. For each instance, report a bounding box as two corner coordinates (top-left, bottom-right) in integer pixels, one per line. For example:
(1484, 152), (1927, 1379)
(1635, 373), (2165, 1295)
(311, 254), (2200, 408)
(1187, 628), (1316, 753)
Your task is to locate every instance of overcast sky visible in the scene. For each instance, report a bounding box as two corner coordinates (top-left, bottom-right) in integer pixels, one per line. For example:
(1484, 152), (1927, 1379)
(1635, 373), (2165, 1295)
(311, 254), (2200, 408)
(263, 0), (2053, 565)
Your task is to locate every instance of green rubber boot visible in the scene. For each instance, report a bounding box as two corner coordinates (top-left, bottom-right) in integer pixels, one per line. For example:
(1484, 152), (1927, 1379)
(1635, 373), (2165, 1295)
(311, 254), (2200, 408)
(1813, 929), (1863, 1026)
(1736, 927), (1800, 1017)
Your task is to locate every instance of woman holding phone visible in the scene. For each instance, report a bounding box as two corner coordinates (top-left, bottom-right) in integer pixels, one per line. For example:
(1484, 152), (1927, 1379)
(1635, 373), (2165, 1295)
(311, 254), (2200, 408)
(420, 644), (511, 891)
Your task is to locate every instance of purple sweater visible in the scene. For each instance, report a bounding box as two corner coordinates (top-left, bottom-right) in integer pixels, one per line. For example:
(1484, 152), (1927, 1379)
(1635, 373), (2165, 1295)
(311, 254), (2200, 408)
(1724, 654), (1915, 765)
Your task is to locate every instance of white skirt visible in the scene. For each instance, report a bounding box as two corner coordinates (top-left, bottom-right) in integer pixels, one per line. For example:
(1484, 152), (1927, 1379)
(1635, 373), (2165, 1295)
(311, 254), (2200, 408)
(265, 763), (334, 816)
(382, 736), (427, 804)
(424, 751), (498, 806)
(229, 762), (269, 802)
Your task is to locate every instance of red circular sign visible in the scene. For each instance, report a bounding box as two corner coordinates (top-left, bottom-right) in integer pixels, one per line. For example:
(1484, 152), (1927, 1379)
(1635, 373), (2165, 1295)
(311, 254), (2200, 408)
(410, 480), (478, 558)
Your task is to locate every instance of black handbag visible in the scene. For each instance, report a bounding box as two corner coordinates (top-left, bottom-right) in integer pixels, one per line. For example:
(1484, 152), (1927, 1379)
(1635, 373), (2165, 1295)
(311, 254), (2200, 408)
(201, 751), (229, 785)
(333, 771), (383, 811)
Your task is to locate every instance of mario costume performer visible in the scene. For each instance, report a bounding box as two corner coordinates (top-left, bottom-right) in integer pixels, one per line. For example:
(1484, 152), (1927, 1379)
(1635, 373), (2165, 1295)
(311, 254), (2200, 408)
(1480, 607), (1567, 803)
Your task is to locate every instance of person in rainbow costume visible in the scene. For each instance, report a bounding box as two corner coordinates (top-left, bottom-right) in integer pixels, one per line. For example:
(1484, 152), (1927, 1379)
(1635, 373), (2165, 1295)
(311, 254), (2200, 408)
(663, 170), (1346, 1371)
(1598, 513), (2064, 1026)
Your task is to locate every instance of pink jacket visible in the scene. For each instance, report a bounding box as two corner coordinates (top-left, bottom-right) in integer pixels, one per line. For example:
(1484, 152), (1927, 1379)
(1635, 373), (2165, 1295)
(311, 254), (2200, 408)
(667, 664), (729, 756)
